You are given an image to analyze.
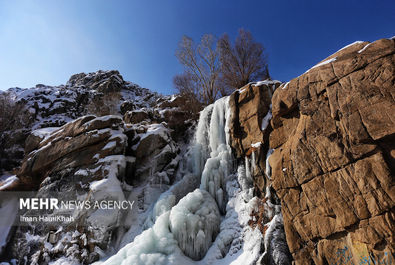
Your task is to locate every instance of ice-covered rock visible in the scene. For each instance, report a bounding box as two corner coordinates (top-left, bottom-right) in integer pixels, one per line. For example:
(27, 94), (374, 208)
(169, 189), (220, 260)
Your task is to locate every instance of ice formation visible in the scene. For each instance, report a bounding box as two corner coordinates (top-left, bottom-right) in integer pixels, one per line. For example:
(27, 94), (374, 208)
(199, 97), (232, 213)
(192, 104), (214, 177)
(95, 91), (290, 265)
(265, 148), (274, 179)
(169, 189), (220, 260)
(261, 104), (272, 131)
(99, 212), (182, 265)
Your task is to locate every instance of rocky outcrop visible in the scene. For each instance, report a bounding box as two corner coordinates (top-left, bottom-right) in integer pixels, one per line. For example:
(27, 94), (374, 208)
(0, 70), (160, 175)
(66, 70), (125, 92)
(124, 94), (199, 141)
(125, 122), (179, 185)
(229, 81), (280, 158)
(19, 115), (127, 186)
(5, 104), (186, 263)
(9, 115), (130, 264)
(269, 38), (395, 264)
(228, 80), (281, 194)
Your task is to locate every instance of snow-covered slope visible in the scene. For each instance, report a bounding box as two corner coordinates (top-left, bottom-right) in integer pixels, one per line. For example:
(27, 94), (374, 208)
(6, 70), (159, 130)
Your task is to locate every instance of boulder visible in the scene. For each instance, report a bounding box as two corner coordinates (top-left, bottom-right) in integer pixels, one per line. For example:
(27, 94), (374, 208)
(157, 94), (203, 113)
(18, 115), (126, 187)
(269, 38), (395, 264)
(155, 94), (201, 140)
(120, 101), (135, 114)
(131, 123), (179, 184)
(124, 109), (151, 124)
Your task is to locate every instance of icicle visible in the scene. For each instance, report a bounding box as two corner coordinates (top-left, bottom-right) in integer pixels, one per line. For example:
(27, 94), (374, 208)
(251, 150), (256, 172)
(245, 156), (251, 181)
(192, 104), (214, 177)
(216, 188), (223, 211)
(261, 104), (272, 131)
(265, 148), (274, 179)
(195, 230), (206, 260)
(209, 180), (215, 198)
(209, 97), (227, 156)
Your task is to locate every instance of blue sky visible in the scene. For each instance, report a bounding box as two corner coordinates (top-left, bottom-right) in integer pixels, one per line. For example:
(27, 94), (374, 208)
(0, 0), (394, 94)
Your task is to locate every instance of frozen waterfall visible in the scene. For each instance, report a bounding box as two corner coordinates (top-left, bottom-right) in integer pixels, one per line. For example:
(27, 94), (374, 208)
(96, 94), (290, 265)
(199, 97), (233, 214)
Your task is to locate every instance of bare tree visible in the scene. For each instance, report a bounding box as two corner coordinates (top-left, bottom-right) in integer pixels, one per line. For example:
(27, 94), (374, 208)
(173, 72), (199, 100)
(218, 29), (270, 90)
(174, 30), (269, 104)
(174, 34), (221, 104)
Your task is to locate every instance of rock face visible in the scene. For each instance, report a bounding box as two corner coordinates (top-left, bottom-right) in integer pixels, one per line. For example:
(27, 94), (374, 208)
(0, 72), (193, 263)
(229, 81), (280, 158)
(1, 38), (394, 265)
(5, 110), (185, 264)
(0, 70), (160, 176)
(10, 115), (130, 264)
(269, 38), (395, 263)
(66, 70), (125, 92)
(228, 81), (281, 195)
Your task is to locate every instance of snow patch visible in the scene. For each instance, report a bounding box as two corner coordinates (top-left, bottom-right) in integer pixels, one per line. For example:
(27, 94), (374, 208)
(251, 142), (261, 148)
(281, 82), (289, 90)
(261, 104), (272, 131)
(305, 57), (337, 73)
(0, 175), (19, 190)
(358, 43), (371, 53)
(336, 40), (364, 53)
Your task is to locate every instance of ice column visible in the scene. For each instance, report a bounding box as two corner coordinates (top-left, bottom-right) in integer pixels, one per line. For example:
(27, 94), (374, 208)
(199, 97), (232, 213)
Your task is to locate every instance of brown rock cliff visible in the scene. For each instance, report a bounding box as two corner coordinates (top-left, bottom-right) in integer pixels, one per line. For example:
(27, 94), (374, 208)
(228, 38), (395, 264)
(269, 38), (395, 264)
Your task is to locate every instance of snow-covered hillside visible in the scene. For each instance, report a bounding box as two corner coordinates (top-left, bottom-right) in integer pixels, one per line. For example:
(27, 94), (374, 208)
(0, 70), (160, 176)
(0, 71), (291, 265)
(5, 70), (159, 130)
